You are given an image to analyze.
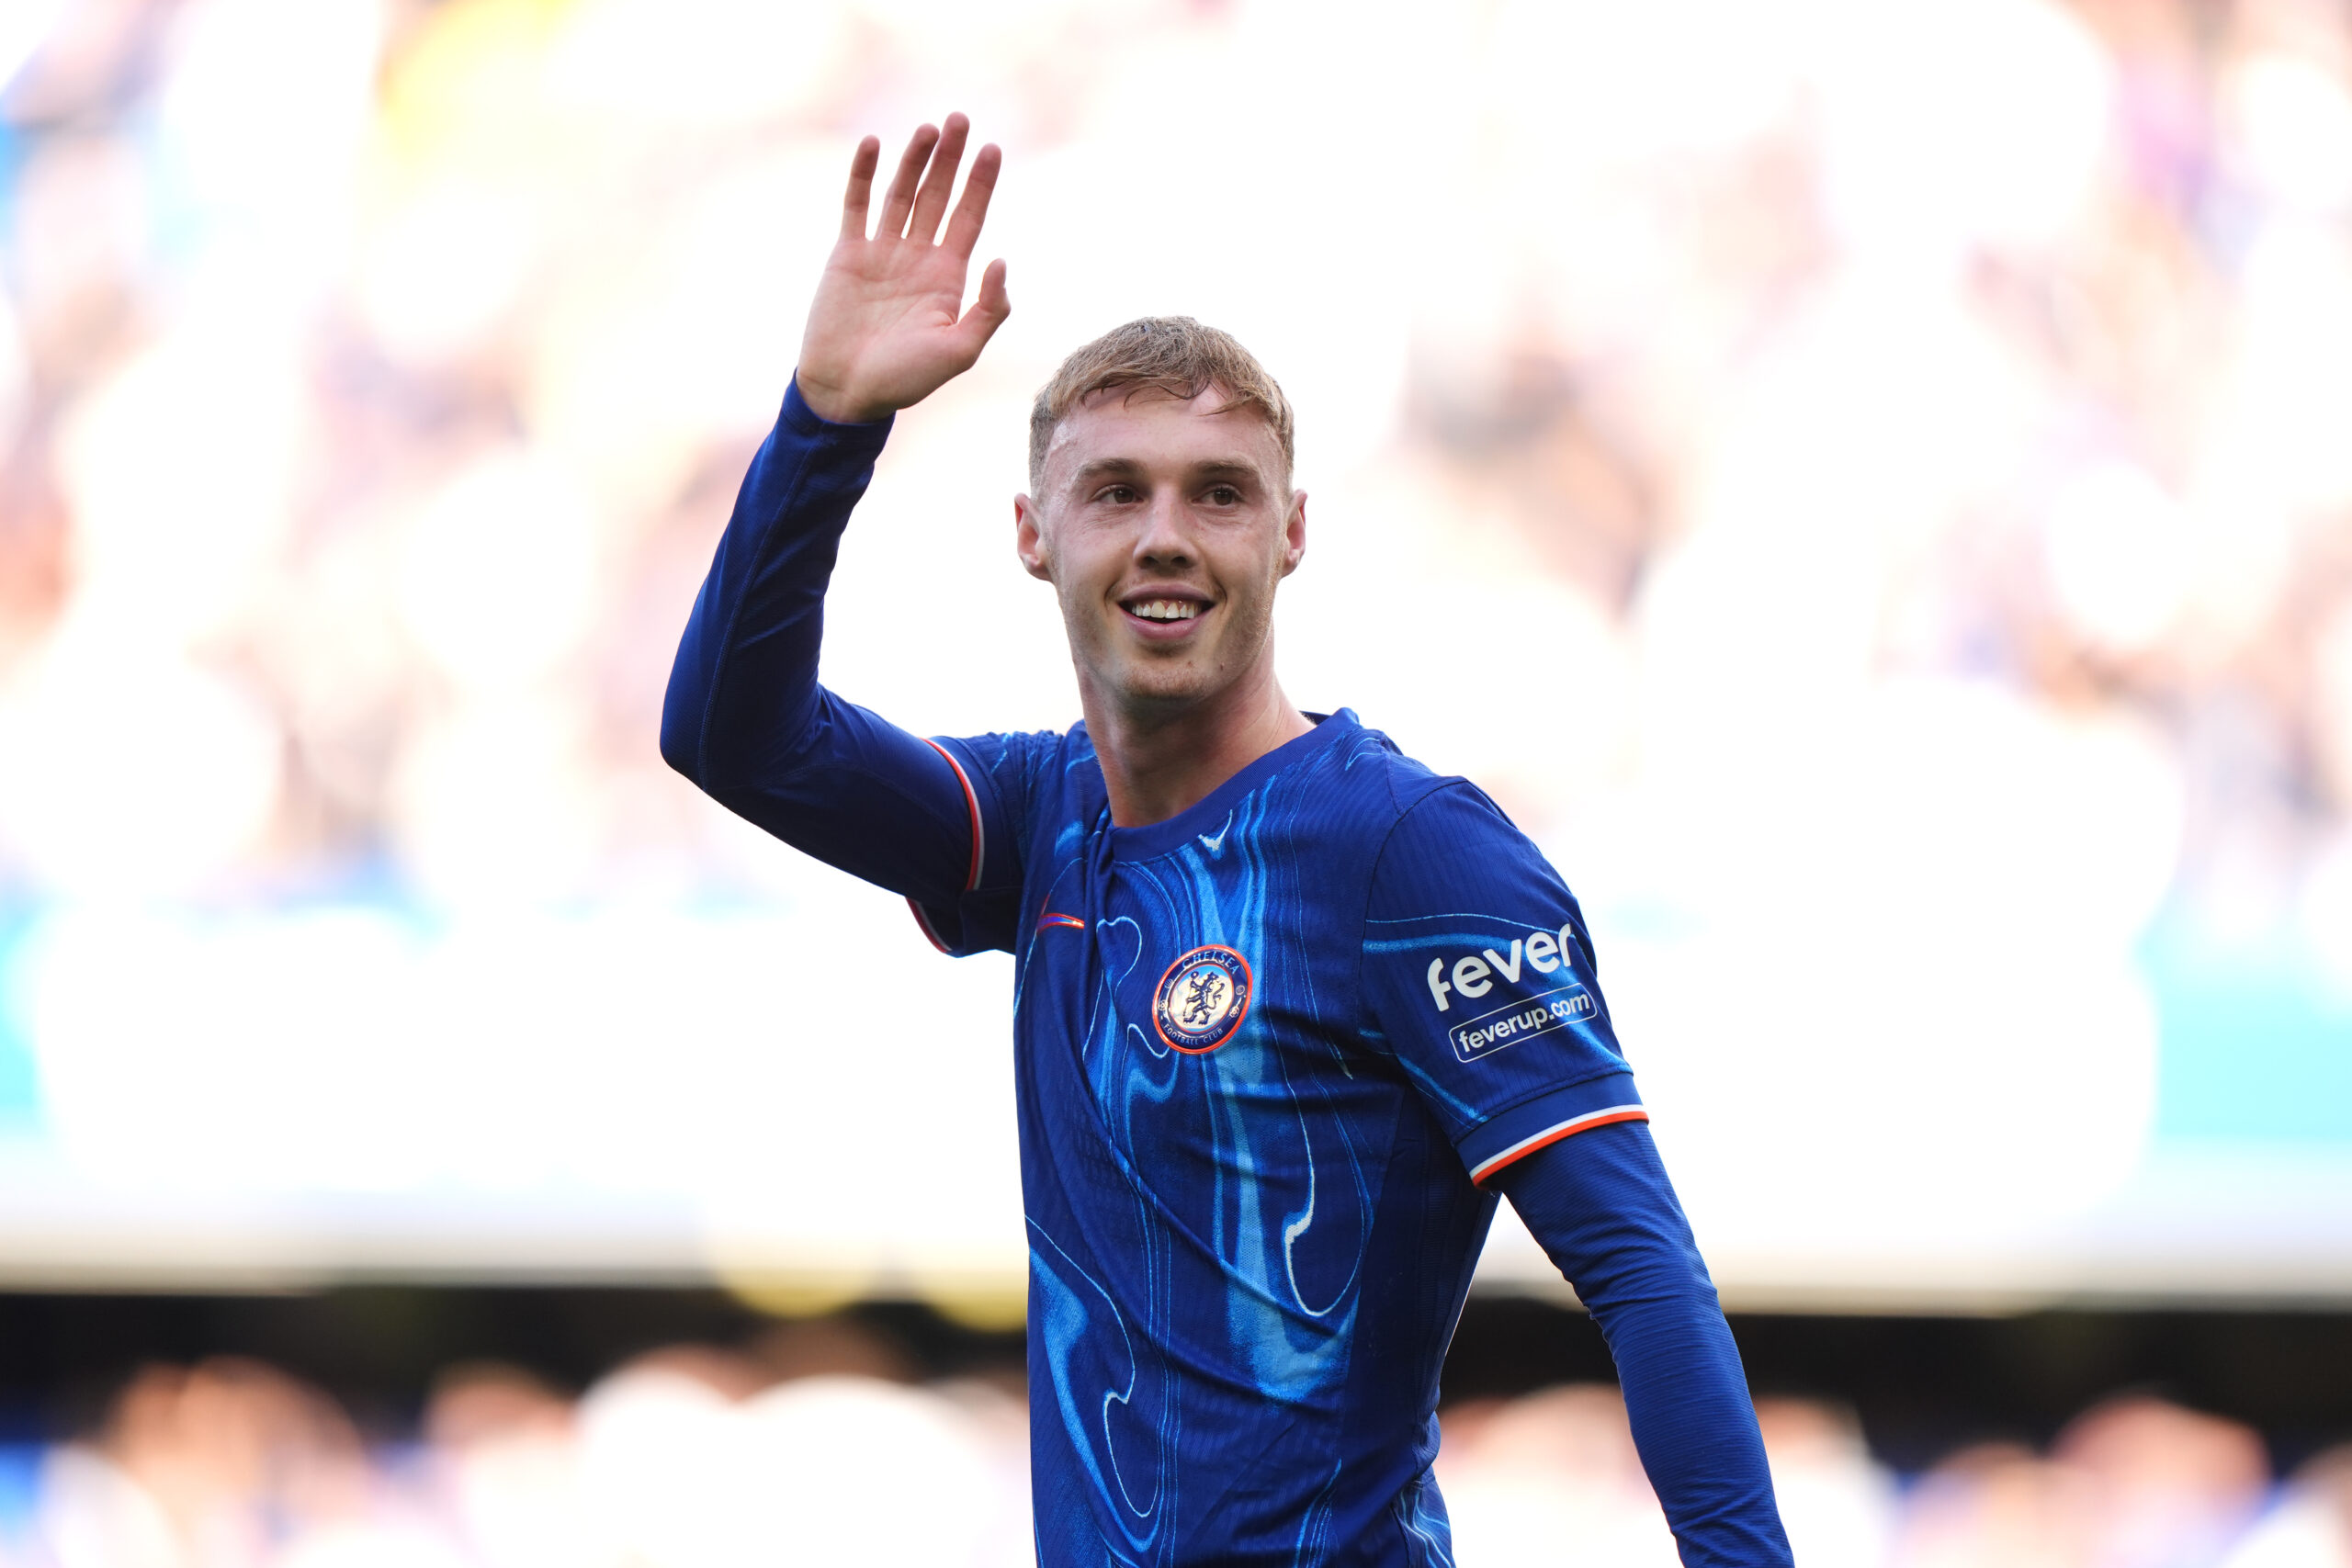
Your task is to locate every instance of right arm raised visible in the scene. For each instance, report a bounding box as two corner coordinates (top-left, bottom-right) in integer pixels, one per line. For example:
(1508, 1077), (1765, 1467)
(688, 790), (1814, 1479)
(660, 118), (1013, 928)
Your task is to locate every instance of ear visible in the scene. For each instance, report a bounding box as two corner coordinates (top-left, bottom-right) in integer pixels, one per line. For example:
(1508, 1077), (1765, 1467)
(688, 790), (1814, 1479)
(1015, 493), (1053, 581)
(1278, 491), (1306, 578)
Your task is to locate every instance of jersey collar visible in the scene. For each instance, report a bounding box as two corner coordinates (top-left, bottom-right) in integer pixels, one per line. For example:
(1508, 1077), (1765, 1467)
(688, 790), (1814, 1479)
(1099, 708), (1362, 863)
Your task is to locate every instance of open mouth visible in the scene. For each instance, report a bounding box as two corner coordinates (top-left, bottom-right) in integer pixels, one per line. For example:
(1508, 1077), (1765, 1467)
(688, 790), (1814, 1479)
(1125, 598), (1202, 623)
(1120, 594), (1210, 632)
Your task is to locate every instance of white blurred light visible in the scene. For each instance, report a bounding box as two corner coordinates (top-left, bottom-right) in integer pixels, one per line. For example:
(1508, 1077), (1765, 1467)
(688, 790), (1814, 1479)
(22, 906), (421, 1190)
(161, 0), (383, 188)
(539, 0), (846, 126)
(55, 318), (309, 646)
(1489, 0), (1802, 160)
(1762, 1418), (1897, 1568)
(1814, 0), (2113, 256)
(2227, 54), (2352, 214)
(390, 698), (602, 908)
(0, 289), (30, 447)
(398, 451), (599, 688)
(356, 179), (540, 367)
(16, 897), (1023, 1264)
(2313, 603), (2352, 814)
(447, 1419), (597, 1568)
(1439, 1387), (1680, 1568)
(2205, 226), (2352, 517)
(576, 1371), (1005, 1568)
(155, 0), (385, 284)
(855, 0), (1100, 44)
(522, 149), (833, 500)
(0, 639), (283, 899)
(2302, 831), (2352, 1003)
(1634, 248), (2027, 780)
(1600, 680), (2175, 1240)
(0, 0), (67, 94)
(1275, 474), (1641, 832)
(2219, 1494), (2352, 1568)
(276, 1523), (471, 1568)
(2044, 462), (2197, 657)
(2176, 226), (2352, 658)
(574, 1367), (742, 1568)
(34, 1447), (179, 1568)
(738, 1377), (1001, 1565)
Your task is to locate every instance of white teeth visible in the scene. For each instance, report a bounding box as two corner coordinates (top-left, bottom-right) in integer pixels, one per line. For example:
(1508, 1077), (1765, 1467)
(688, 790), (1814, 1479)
(1129, 599), (1198, 622)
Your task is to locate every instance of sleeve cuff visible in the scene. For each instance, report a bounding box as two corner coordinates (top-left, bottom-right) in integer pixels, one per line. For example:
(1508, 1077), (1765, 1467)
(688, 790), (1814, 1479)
(781, 375), (897, 444)
(1460, 1072), (1647, 1187)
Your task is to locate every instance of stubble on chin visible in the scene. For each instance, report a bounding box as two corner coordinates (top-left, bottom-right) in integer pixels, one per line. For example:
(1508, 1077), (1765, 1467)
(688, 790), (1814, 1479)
(1060, 579), (1276, 717)
(1093, 643), (1211, 713)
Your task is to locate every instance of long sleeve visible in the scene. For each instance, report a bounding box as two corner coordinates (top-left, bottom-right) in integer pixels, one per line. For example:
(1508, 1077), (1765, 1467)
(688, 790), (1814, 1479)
(1492, 1121), (1793, 1568)
(661, 378), (992, 914)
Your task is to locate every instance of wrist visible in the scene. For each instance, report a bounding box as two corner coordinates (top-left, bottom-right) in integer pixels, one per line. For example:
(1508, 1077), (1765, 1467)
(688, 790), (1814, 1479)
(791, 370), (893, 426)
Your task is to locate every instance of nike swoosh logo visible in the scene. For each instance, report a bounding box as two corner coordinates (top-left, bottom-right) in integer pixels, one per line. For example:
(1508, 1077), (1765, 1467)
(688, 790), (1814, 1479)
(1198, 813), (1233, 854)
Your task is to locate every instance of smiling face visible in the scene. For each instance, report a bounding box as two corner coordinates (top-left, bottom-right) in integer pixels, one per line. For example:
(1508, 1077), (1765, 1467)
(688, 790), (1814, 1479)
(1016, 385), (1306, 724)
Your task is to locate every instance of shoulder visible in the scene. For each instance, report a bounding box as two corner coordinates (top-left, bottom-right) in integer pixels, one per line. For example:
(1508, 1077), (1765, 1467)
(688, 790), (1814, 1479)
(939, 722), (1093, 784)
(1278, 713), (1458, 829)
(1348, 746), (1570, 918)
(1309, 719), (1525, 858)
(1378, 776), (1537, 863)
(1280, 716), (1563, 927)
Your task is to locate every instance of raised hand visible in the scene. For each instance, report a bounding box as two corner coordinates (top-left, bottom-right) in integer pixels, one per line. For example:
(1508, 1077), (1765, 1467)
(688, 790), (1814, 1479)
(796, 114), (1010, 424)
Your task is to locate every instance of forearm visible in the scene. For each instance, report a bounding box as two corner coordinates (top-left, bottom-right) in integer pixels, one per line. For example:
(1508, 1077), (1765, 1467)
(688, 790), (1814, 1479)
(660, 379), (975, 903)
(1495, 1122), (1792, 1568)
(661, 378), (890, 789)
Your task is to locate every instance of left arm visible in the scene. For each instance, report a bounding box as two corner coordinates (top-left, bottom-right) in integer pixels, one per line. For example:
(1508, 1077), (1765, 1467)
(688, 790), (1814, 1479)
(1356, 781), (1791, 1565)
(1492, 1122), (1792, 1568)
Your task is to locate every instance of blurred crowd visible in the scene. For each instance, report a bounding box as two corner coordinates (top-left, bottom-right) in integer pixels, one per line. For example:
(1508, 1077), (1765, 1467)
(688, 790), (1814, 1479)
(0, 1325), (2347, 1568)
(0, 1320), (1039, 1568)
(0, 0), (2347, 941)
(0, 0), (2348, 1314)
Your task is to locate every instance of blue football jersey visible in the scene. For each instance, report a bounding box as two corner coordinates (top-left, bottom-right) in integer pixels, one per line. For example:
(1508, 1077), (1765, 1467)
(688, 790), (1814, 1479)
(914, 711), (1647, 1565)
(662, 382), (1788, 1568)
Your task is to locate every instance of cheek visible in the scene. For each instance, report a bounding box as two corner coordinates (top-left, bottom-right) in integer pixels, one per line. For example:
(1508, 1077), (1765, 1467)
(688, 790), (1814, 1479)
(1217, 535), (1288, 600)
(1057, 529), (1130, 593)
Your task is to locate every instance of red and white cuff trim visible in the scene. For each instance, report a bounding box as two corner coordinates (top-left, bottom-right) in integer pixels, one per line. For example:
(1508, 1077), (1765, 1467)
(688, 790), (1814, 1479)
(922, 738), (985, 893)
(1469, 1105), (1649, 1186)
(907, 739), (986, 955)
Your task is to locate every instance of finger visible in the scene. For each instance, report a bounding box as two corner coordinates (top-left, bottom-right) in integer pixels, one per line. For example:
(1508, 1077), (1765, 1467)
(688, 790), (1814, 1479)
(956, 258), (1012, 355)
(877, 123), (939, 240)
(908, 111), (970, 243)
(839, 135), (880, 241)
(942, 141), (1001, 260)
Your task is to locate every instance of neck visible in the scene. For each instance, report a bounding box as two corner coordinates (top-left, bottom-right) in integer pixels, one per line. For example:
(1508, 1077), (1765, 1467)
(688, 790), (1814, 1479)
(1081, 656), (1316, 829)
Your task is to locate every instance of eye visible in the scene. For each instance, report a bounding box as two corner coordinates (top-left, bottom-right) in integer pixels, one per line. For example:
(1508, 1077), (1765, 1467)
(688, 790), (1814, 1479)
(1204, 484), (1243, 506)
(1094, 482), (1139, 504)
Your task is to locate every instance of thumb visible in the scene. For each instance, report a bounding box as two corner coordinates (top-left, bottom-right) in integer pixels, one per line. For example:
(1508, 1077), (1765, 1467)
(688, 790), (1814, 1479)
(956, 258), (1011, 353)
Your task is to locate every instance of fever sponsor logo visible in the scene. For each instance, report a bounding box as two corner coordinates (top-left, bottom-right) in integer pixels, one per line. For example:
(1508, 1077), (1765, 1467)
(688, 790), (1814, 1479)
(1152, 944), (1253, 1054)
(1445, 986), (1596, 1063)
(1422, 928), (1577, 1013)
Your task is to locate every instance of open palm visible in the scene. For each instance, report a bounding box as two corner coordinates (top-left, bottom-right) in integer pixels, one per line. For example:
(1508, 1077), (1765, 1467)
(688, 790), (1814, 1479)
(797, 114), (1010, 424)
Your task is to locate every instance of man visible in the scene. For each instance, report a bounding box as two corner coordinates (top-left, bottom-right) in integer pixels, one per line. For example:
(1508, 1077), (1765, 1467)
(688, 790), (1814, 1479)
(663, 116), (1792, 1566)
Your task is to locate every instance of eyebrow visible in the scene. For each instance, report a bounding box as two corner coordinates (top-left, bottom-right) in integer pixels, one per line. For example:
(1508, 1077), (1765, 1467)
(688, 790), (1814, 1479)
(1069, 457), (1267, 489)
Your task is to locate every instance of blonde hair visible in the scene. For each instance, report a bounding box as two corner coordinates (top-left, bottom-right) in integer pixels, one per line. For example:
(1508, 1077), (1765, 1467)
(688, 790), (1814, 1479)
(1028, 316), (1295, 492)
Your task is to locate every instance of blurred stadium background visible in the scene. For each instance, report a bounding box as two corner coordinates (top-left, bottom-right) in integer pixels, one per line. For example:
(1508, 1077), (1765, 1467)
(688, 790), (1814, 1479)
(0, 0), (2348, 1562)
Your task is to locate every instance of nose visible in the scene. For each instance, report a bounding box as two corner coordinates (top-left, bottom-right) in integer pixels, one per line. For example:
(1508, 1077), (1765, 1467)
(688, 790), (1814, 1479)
(1132, 487), (1193, 569)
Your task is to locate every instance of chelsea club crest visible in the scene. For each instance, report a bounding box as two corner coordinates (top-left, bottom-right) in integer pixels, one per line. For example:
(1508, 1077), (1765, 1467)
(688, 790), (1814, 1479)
(1152, 945), (1253, 1055)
